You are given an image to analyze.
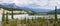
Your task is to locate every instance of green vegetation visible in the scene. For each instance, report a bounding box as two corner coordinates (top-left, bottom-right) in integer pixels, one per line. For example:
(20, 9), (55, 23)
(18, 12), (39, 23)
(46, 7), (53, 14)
(54, 6), (58, 26)
(2, 9), (6, 26)
(2, 16), (60, 26)
(11, 8), (14, 19)
(2, 10), (5, 22)
(6, 12), (9, 24)
(55, 6), (58, 21)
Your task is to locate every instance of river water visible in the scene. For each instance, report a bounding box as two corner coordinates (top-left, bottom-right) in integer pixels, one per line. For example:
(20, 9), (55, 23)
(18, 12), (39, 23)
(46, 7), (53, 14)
(0, 14), (60, 21)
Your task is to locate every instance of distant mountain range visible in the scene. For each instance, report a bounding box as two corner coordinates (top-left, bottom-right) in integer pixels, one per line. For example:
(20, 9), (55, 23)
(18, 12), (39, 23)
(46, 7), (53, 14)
(0, 3), (52, 13)
(48, 9), (60, 14)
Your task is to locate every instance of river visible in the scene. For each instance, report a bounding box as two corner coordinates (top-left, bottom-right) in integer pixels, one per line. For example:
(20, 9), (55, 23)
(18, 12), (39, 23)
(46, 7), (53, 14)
(0, 14), (60, 21)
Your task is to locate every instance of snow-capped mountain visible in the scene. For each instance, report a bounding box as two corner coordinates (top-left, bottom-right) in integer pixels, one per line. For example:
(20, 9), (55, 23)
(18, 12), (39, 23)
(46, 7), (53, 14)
(0, 3), (51, 13)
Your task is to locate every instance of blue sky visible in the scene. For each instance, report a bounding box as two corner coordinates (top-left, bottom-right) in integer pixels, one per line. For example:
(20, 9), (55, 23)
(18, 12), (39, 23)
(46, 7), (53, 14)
(0, 0), (60, 10)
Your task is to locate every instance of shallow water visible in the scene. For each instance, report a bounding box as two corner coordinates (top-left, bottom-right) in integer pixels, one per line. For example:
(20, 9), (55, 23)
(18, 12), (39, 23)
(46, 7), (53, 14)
(0, 14), (46, 21)
(0, 14), (60, 21)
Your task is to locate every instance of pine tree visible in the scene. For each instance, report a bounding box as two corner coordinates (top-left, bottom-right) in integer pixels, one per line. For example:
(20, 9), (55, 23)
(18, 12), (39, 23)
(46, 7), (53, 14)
(6, 12), (9, 24)
(11, 8), (14, 19)
(55, 6), (57, 22)
(2, 9), (6, 26)
(2, 9), (5, 23)
(53, 6), (58, 26)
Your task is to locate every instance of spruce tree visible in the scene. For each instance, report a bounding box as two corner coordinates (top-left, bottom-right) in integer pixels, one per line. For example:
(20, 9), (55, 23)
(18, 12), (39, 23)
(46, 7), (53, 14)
(53, 6), (58, 26)
(6, 12), (9, 24)
(2, 9), (6, 26)
(11, 8), (14, 19)
(55, 6), (57, 22)
(2, 9), (5, 23)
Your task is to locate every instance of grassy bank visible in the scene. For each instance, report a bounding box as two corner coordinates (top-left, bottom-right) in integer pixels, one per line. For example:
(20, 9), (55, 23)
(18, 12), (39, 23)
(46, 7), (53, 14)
(2, 17), (60, 26)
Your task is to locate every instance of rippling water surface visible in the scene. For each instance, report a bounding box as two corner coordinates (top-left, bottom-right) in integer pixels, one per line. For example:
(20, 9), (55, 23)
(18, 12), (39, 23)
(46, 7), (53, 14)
(0, 14), (60, 21)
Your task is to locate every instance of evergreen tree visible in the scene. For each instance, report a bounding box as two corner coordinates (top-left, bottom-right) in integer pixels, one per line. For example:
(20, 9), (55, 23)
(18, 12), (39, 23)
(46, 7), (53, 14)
(53, 6), (58, 26)
(11, 8), (14, 19)
(2, 9), (5, 23)
(6, 12), (9, 24)
(2, 9), (6, 26)
(55, 6), (57, 22)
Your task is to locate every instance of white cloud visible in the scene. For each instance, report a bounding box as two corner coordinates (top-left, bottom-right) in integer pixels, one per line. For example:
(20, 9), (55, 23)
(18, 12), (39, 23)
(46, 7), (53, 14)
(14, 0), (34, 6)
(0, 0), (14, 3)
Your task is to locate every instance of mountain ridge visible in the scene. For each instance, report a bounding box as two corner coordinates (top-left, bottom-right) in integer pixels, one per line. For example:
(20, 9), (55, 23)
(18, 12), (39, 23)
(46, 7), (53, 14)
(0, 3), (51, 13)
(48, 9), (60, 14)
